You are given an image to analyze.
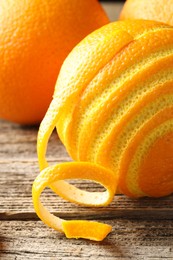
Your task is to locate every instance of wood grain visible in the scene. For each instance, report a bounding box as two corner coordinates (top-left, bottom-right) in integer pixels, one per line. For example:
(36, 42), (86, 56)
(1, 220), (173, 260)
(0, 119), (69, 160)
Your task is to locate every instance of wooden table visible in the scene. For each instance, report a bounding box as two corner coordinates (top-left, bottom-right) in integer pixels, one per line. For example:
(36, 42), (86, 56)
(1, 2), (173, 259)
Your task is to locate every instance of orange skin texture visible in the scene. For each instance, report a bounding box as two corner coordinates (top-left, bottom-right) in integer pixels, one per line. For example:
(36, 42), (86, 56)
(119, 105), (173, 198)
(138, 131), (173, 197)
(56, 22), (173, 159)
(120, 0), (173, 26)
(0, 0), (109, 125)
(73, 34), (173, 165)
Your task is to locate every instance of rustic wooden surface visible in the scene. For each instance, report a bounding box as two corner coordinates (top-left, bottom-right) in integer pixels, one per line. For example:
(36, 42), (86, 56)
(1, 2), (173, 260)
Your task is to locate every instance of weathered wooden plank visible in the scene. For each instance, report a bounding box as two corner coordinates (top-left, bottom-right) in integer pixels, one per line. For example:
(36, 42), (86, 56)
(0, 220), (173, 260)
(0, 119), (69, 159)
(1, 160), (173, 221)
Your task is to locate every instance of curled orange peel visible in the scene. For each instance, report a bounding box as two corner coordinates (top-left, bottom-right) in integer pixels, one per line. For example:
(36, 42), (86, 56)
(32, 162), (117, 241)
(34, 96), (117, 240)
(35, 93), (117, 240)
(33, 20), (173, 241)
(35, 101), (117, 240)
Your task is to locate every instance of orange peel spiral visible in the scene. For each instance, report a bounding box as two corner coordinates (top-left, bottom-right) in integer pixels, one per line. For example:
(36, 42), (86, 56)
(32, 20), (173, 241)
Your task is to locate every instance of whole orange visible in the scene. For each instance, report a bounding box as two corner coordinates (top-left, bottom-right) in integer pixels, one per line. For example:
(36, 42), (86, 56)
(120, 0), (173, 26)
(0, 0), (109, 125)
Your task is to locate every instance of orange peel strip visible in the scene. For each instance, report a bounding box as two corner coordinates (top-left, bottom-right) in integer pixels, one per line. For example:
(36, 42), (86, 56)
(37, 98), (59, 170)
(36, 92), (117, 241)
(32, 162), (117, 241)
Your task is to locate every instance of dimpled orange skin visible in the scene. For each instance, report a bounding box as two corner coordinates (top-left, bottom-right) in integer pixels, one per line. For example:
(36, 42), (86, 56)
(120, 0), (173, 26)
(34, 20), (173, 240)
(0, 0), (109, 125)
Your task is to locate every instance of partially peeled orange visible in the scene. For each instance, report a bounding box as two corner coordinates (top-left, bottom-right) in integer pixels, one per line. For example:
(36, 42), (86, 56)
(33, 20), (173, 240)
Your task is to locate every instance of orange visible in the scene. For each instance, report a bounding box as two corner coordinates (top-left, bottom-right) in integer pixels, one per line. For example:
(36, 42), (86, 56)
(33, 20), (173, 240)
(0, 0), (109, 125)
(120, 0), (173, 26)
